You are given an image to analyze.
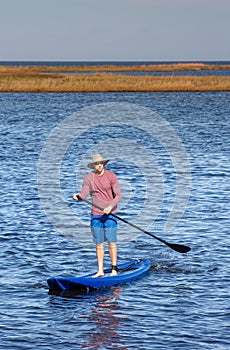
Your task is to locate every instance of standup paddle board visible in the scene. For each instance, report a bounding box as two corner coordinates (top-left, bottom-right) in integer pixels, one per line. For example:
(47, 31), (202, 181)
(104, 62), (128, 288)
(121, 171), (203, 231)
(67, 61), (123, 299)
(47, 259), (150, 293)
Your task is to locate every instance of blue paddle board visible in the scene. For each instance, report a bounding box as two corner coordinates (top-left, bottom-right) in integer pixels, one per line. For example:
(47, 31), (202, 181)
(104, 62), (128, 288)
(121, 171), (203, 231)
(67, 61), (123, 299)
(47, 259), (150, 293)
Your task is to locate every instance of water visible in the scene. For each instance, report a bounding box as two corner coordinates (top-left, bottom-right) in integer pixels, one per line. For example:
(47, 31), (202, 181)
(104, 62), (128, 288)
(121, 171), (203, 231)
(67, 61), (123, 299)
(0, 90), (229, 349)
(57, 70), (230, 77)
(1, 60), (230, 66)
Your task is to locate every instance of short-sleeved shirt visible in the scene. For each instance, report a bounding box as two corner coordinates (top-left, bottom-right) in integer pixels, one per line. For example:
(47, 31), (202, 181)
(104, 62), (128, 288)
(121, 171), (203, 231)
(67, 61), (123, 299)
(79, 169), (121, 215)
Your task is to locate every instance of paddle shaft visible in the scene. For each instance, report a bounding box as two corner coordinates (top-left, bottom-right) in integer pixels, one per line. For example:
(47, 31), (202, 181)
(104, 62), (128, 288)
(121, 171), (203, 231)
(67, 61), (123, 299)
(80, 198), (191, 254)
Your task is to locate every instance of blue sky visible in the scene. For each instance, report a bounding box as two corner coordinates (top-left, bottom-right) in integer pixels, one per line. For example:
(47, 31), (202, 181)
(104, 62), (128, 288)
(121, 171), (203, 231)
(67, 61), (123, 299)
(0, 0), (229, 61)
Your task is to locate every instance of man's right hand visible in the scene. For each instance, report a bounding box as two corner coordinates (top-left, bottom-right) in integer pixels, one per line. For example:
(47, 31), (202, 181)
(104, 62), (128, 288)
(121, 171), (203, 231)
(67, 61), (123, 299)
(73, 193), (81, 200)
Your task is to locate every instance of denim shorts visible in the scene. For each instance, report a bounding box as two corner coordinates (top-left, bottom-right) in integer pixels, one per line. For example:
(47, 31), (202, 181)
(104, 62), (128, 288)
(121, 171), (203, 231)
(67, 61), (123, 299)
(91, 214), (117, 244)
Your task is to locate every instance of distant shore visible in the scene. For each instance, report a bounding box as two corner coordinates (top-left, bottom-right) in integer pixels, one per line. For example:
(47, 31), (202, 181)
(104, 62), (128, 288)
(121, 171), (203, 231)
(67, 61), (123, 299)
(0, 63), (230, 92)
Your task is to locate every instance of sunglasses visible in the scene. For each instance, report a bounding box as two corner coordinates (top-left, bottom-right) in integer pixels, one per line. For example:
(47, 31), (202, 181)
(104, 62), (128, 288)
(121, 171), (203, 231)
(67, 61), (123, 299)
(94, 161), (104, 166)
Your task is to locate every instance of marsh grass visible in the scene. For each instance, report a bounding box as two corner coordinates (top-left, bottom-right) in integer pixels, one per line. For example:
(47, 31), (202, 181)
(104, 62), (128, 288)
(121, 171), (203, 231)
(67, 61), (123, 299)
(0, 63), (230, 92)
(1, 62), (230, 74)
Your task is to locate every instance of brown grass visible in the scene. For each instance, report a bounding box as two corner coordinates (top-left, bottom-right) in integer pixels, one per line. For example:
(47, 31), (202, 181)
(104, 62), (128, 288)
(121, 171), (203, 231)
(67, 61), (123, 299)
(0, 64), (230, 92)
(0, 62), (230, 74)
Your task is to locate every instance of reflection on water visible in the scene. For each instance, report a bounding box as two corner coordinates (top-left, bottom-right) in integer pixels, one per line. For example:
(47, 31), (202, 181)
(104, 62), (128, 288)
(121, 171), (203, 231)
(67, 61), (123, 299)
(82, 288), (127, 350)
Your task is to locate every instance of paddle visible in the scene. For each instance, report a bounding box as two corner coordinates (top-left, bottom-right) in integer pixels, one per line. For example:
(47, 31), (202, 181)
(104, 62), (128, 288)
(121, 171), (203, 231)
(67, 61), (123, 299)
(79, 198), (191, 254)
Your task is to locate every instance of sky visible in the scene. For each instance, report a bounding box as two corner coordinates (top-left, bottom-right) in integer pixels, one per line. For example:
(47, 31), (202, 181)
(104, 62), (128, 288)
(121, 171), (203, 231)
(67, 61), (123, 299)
(0, 0), (229, 62)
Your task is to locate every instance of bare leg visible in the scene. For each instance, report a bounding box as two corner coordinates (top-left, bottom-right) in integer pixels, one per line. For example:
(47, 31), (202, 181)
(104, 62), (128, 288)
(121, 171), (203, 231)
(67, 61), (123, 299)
(93, 243), (104, 277)
(109, 242), (117, 276)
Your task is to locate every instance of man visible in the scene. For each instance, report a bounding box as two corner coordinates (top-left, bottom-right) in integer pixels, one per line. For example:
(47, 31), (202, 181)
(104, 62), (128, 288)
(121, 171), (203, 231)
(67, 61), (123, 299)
(73, 154), (121, 277)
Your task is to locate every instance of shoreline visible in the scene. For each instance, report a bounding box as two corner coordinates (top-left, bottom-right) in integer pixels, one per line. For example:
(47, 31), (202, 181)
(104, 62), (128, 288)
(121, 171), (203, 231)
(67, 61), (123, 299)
(0, 63), (230, 92)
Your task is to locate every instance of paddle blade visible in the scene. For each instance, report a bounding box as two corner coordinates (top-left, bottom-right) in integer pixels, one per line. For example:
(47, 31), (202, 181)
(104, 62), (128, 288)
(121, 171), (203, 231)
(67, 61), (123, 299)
(166, 242), (191, 254)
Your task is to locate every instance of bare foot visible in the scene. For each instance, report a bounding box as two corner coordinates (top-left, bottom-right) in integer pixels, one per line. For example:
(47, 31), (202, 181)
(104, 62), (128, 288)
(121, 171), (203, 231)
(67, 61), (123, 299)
(92, 271), (104, 278)
(110, 269), (117, 277)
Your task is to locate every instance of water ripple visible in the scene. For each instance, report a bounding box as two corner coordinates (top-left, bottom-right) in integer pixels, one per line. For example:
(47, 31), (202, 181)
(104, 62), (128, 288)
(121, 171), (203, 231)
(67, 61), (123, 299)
(0, 91), (229, 349)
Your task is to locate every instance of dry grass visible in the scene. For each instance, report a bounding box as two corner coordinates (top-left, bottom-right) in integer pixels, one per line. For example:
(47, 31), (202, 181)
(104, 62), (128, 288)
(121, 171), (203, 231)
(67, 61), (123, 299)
(0, 64), (230, 92)
(0, 62), (230, 74)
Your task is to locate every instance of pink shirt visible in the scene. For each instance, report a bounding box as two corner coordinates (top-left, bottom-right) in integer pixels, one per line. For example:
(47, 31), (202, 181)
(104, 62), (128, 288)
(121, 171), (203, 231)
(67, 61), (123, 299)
(79, 169), (121, 215)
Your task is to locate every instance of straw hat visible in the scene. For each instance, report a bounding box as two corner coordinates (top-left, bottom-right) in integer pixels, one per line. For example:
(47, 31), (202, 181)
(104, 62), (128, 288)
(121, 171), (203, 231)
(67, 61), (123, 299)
(87, 154), (110, 169)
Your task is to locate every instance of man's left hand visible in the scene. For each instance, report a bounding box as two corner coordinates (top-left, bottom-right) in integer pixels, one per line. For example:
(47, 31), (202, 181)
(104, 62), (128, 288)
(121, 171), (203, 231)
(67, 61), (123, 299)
(103, 205), (113, 214)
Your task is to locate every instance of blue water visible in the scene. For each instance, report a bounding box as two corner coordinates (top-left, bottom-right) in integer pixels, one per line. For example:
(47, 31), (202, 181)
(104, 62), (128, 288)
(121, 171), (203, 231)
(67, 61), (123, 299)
(0, 90), (230, 349)
(1, 60), (230, 66)
(46, 70), (230, 77)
